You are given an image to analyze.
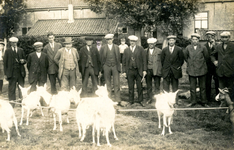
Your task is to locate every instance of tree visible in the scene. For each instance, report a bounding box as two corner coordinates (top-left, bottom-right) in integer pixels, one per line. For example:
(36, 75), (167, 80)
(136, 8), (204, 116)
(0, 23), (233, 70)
(0, 0), (26, 39)
(84, 0), (203, 47)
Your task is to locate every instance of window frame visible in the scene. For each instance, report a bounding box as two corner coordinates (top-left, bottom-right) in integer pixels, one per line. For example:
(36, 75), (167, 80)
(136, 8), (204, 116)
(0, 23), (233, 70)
(194, 11), (209, 33)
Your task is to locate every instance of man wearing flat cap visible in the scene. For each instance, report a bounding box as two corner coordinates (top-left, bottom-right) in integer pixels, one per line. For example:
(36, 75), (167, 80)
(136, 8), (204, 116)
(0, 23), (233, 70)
(4, 37), (26, 106)
(204, 31), (219, 102)
(122, 35), (147, 107)
(100, 34), (122, 105)
(211, 31), (234, 102)
(54, 37), (80, 91)
(145, 38), (162, 104)
(43, 32), (62, 94)
(79, 37), (101, 96)
(161, 35), (184, 95)
(27, 42), (49, 92)
(184, 33), (209, 107)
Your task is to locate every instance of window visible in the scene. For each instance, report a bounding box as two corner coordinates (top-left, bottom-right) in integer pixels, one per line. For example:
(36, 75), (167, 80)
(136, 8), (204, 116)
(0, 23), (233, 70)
(118, 26), (128, 34)
(194, 12), (208, 33)
(22, 27), (31, 35)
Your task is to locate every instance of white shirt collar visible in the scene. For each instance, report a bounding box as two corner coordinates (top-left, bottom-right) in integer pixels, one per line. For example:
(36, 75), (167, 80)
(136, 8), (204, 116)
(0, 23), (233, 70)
(108, 44), (113, 50)
(130, 45), (136, 52)
(12, 46), (17, 52)
(36, 52), (41, 58)
(65, 48), (71, 54)
(194, 45), (197, 50)
(149, 48), (154, 54)
(49, 42), (54, 48)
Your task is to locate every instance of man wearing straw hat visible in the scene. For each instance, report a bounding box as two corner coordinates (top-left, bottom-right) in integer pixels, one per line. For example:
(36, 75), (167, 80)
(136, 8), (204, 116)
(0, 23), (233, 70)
(211, 31), (234, 102)
(204, 31), (219, 102)
(54, 37), (80, 91)
(184, 33), (209, 107)
(27, 42), (48, 92)
(161, 35), (184, 94)
(4, 37), (26, 106)
(122, 35), (147, 107)
(145, 38), (162, 104)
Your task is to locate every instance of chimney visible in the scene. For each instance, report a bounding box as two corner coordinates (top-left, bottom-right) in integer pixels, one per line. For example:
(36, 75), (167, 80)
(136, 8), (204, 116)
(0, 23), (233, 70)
(68, 0), (74, 23)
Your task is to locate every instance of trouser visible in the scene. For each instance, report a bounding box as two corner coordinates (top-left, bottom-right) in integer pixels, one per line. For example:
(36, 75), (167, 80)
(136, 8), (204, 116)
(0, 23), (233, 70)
(48, 73), (61, 94)
(127, 68), (143, 103)
(98, 73), (105, 86)
(82, 64), (98, 96)
(189, 75), (207, 104)
(206, 70), (219, 101)
(103, 65), (120, 102)
(146, 69), (161, 100)
(218, 76), (234, 102)
(163, 70), (178, 93)
(30, 73), (46, 93)
(61, 68), (76, 91)
(0, 80), (3, 93)
(8, 68), (24, 107)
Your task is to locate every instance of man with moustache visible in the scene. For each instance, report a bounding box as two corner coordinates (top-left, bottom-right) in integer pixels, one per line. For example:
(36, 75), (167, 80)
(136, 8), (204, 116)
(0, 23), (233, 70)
(211, 31), (234, 102)
(122, 35), (147, 107)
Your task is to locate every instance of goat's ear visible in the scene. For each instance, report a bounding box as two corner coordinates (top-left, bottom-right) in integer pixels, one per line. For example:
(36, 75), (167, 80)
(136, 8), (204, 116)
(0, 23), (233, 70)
(27, 85), (31, 91)
(44, 83), (47, 89)
(104, 84), (107, 89)
(78, 88), (82, 94)
(218, 88), (222, 92)
(97, 85), (100, 89)
(163, 90), (168, 94)
(19, 85), (23, 90)
(72, 86), (76, 90)
(174, 90), (179, 94)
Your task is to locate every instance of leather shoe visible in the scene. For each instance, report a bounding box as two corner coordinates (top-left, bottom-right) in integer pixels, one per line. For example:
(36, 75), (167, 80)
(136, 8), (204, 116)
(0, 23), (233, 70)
(127, 102), (134, 106)
(117, 102), (124, 107)
(136, 102), (145, 107)
(186, 103), (196, 107)
(201, 104), (210, 107)
(146, 99), (152, 104)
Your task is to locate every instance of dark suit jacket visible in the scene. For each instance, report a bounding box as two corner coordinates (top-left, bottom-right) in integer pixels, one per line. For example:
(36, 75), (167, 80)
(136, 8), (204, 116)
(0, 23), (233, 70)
(122, 45), (147, 77)
(27, 52), (48, 84)
(79, 46), (101, 76)
(161, 45), (184, 79)
(100, 44), (121, 73)
(184, 44), (209, 76)
(146, 47), (162, 76)
(204, 42), (217, 73)
(211, 42), (234, 77)
(3, 47), (26, 78)
(43, 42), (62, 74)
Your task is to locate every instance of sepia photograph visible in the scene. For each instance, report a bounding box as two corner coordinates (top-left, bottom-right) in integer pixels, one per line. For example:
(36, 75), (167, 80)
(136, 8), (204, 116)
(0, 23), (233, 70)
(0, 0), (234, 149)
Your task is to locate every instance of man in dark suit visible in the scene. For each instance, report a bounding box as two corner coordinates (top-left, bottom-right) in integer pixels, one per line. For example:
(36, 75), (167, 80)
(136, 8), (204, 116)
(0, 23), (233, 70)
(79, 37), (101, 96)
(161, 35), (184, 93)
(204, 31), (219, 102)
(145, 38), (162, 104)
(100, 34), (122, 105)
(211, 31), (234, 102)
(94, 37), (105, 86)
(27, 42), (49, 92)
(4, 37), (26, 105)
(122, 35), (147, 107)
(43, 32), (62, 94)
(184, 33), (209, 107)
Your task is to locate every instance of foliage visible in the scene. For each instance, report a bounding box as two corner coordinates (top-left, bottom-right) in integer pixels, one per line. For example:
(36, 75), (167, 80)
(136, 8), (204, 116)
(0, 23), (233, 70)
(16, 36), (86, 58)
(0, 0), (26, 39)
(84, 0), (203, 36)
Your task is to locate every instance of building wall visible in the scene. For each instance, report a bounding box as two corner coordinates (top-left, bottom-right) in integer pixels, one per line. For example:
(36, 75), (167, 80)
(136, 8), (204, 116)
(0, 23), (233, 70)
(183, 1), (234, 40)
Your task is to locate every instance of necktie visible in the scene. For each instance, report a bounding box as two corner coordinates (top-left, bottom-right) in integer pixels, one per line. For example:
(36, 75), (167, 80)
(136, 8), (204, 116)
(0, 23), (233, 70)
(131, 47), (134, 52)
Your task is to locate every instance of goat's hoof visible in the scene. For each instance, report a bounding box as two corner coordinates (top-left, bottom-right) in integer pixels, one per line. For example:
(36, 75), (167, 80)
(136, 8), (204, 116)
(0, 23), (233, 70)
(53, 128), (56, 130)
(169, 132), (173, 134)
(161, 133), (165, 136)
(107, 144), (112, 147)
(97, 143), (101, 146)
(114, 137), (119, 140)
(6, 139), (10, 142)
(26, 123), (29, 126)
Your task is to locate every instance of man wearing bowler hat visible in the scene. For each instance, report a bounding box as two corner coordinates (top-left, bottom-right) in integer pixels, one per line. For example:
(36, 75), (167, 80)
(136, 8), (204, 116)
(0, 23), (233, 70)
(27, 42), (49, 92)
(54, 37), (80, 91)
(211, 31), (234, 102)
(204, 31), (219, 102)
(100, 34), (122, 105)
(145, 38), (162, 104)
(122, 35), (147, 107)
(79, 37), (101, 96)
(43, 32), (62, 94)
(4, 37), (26, 106)
(184, 33), (209, 107)
(161, 35), (184, 93)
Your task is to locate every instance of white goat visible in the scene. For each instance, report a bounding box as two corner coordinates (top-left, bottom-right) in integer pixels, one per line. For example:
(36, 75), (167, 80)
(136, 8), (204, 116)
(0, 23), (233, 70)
(154, 90), (178, 136)
(0, 100), (21, 141)
(19, 85), (49, 125)
(38, 84), (78, 131)
(76, 85), (118, 147)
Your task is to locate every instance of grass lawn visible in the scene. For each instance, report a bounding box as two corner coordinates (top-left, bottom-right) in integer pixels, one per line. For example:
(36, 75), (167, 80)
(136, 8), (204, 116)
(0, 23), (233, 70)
(0, 64), (233, 149)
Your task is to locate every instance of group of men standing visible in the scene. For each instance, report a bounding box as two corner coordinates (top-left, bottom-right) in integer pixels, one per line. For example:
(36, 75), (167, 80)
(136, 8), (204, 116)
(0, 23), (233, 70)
(3, 31), (234, 108)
